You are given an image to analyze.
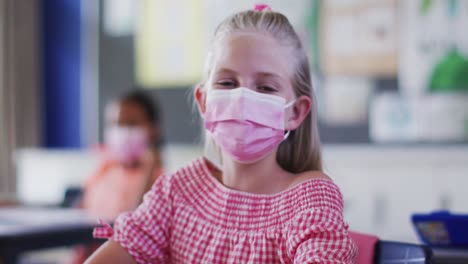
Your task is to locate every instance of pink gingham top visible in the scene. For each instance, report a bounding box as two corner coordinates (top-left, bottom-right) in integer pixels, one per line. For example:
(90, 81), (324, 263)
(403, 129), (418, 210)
(95, 158), (356, 263)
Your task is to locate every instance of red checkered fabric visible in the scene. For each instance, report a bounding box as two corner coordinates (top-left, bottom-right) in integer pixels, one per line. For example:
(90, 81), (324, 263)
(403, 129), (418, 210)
(95, 158), (357, 263)
(93, 218), (114, 239)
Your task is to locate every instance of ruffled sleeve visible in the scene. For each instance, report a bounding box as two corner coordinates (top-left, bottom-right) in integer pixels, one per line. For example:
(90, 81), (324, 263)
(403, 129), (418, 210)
(111, 173), (173, 263)
(286, 182), (357, 263)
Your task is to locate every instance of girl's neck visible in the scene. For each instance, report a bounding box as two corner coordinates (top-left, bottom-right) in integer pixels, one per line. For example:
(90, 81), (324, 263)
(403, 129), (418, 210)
(219, 151), (293, 194)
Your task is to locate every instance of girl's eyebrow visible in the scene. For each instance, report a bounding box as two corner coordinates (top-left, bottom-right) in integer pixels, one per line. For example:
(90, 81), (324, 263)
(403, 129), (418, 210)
(215, 68), (238, 75)
(255, 72), (283, 80)
(215, 68), (282, 79)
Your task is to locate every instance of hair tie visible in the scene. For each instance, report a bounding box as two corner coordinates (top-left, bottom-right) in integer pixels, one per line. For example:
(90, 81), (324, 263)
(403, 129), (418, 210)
(254, 4), (272, 12)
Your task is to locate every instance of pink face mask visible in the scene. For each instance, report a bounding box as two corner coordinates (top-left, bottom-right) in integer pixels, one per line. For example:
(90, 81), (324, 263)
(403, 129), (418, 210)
(104, 126), (148, 164)
(203, 87), (295, 163)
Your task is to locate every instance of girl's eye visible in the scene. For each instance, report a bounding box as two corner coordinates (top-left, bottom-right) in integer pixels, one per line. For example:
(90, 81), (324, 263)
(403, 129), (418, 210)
(215, 80), (236, 88)
(257, 86), (276, 93)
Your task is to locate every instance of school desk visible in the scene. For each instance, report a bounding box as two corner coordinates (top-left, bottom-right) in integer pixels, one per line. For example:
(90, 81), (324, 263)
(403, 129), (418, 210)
(0, 207), (98, 264)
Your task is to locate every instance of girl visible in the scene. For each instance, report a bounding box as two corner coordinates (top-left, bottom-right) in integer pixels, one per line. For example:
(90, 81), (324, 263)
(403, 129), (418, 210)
(70, 90), (164, 264)
(83, 90), (164, 221)
(86, 6), (356, 263)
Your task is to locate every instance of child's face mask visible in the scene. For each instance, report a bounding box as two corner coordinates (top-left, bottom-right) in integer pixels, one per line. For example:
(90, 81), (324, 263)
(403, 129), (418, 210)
(104, 126), (148, 164)
(203, 87), (295, 163)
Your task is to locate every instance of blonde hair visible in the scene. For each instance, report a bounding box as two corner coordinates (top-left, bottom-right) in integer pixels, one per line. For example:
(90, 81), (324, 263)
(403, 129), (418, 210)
(200, 9), (322, 173)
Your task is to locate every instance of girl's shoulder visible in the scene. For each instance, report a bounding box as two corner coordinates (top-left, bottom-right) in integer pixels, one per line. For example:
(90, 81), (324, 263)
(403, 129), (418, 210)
(283, 172), (344, 214)
(157, 157), (211, 190)
(289, 170), (331, 187)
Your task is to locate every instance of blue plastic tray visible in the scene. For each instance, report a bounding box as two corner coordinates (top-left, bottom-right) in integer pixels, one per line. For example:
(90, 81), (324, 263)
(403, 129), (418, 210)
(412, 211), (468, 247)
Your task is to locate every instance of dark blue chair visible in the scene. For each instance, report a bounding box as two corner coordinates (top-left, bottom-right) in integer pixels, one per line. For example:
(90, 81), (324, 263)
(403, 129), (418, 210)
(350, 231), (433, 264)
(375, 240), (433, 264)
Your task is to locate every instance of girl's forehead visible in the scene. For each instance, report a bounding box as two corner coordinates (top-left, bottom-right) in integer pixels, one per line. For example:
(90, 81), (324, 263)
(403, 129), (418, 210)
(105, 101), (144, 121)
(211, 32), (294, 77)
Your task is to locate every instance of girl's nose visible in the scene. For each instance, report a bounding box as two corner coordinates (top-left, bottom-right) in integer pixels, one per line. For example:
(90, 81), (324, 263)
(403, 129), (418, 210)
(237, 79), (256, 91)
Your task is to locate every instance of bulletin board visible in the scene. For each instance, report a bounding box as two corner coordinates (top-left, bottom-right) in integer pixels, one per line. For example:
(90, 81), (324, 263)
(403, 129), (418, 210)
(320, 0), (398, 77)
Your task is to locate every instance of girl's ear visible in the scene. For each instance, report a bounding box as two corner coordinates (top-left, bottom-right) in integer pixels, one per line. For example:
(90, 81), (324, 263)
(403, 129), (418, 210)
(286, 95), (311, 131)
(195, 85), (206, 114)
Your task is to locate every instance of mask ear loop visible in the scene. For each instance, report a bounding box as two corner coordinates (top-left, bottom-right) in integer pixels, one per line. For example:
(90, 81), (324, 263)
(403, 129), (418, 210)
(283, 99), (296, 141)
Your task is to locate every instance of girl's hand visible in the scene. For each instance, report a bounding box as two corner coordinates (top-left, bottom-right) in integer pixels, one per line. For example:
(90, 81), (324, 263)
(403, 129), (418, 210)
(84, 240), (136, 264)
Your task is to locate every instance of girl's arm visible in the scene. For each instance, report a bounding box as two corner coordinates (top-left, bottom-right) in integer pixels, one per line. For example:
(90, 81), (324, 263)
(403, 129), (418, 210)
(289, 208), (357, 263)
(84, 240), (136, 264)
(287, 181), (357, 263)
(85, 173), (173, 263)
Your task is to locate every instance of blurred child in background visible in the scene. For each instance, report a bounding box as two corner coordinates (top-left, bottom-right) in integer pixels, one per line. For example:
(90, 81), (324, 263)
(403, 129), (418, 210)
(70, 89), (164, 263)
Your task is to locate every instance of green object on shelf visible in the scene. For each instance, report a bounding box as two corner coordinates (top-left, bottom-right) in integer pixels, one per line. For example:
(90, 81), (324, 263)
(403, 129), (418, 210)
(429, 50), (468, 92)
(420, 0), (432, 15)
